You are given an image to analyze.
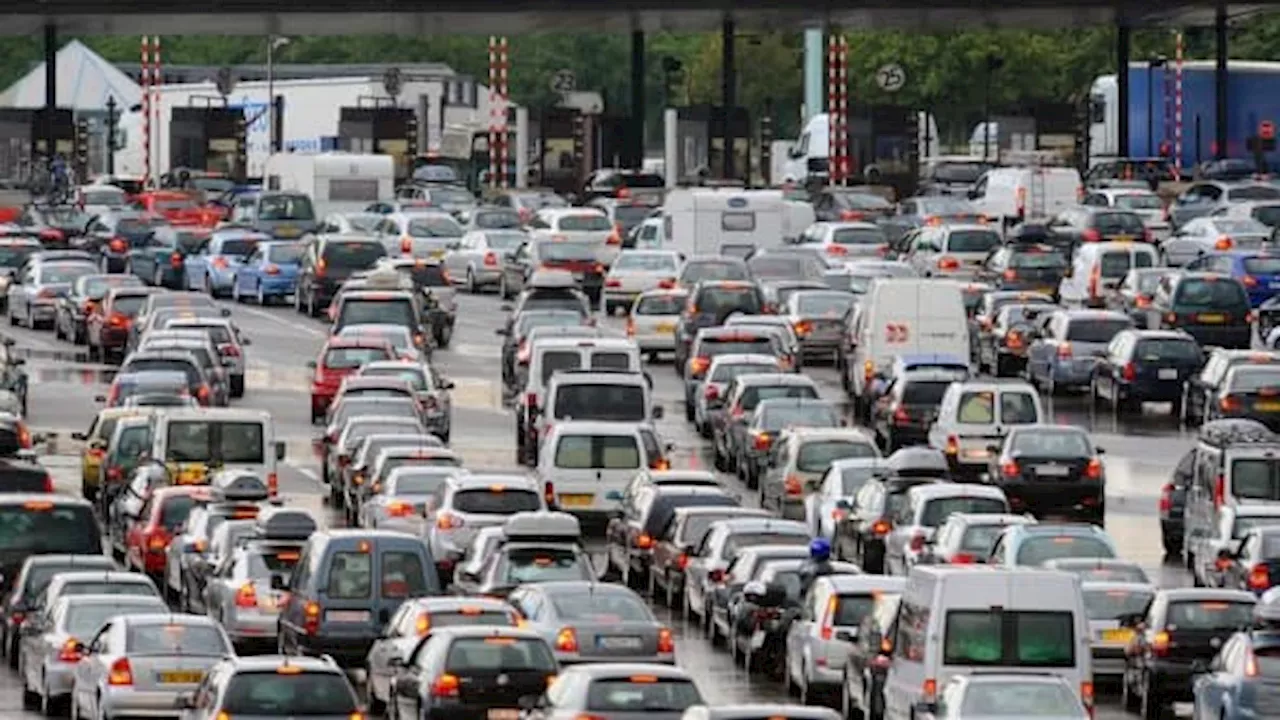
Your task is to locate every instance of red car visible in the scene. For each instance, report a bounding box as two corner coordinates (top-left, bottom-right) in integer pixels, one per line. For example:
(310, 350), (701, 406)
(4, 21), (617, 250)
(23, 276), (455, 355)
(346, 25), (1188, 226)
(125, 485), (210, 580)
(309, 337), (398, 424)
(85, 287), (153, 363)
(135, 191), (220, 227)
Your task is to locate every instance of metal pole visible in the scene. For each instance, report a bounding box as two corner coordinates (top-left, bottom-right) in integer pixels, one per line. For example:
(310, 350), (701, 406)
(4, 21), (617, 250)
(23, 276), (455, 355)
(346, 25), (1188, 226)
(630, 30), (645, 170)
(153, 37), (161, 180)
(1117, 24), (1131, 158)
(43, 24), (56, 166)
(827, 32), (838, 183)
(721, 18), (736, 181)
(141, 36), (151, 188)
(1175, 32), (1185, 175)
(488, 36), (498, 189)
(267, 38), (275, 155)
(1215, 3), (1229, 160)
(1146, 65), (1153, 156)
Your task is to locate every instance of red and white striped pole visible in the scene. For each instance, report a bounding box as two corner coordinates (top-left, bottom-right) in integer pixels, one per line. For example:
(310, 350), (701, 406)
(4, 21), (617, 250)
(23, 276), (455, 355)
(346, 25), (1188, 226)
(152, 37), (162, 183)
(1175, 31), (1185, 176)
(497, 37), (509, 189)
(488, 37), (499, 189)
(826, 33), (840, 185)
(835, 35), (849, 186)
(141, 37), (151, 187)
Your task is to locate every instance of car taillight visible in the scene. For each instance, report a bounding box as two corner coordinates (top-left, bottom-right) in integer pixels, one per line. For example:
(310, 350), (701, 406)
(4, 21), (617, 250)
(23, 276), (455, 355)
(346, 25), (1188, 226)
(1085, 458), (1103, 479)
(1001, 460), (1020, 478)
(107, 657), (133, 685)
(704, 385), (720, 401)
(220, 344), (241, 357)
(1243, 274), (1259, 289)
(1005, 330), (1024, 350)
(1215, 474), (1226, 507)
(909, 533), (926, 552)
(197, 385), (210, 403)
(605, 278), (621, 288)
(794, 320), (812, 336)
(106, 465), (123, 482)
(892, 405), (911, 424)
(544, 481), (556, 506)
(649, 457), (670, 471)
(606, 223), (623, 246)
(265, 264), (281, 275)
(826, 244), (848, 256)
(169, 252), (183, 268)
(1159, 483), (1174, 512)
(108, 312), (129, 328)
(316, 258), (327, 277)
(1081, 681), (1095, 715)
(1122, 363), (1136, 381)
(39, 229), (63, 242)
(1220, 395), (1243, 413)
(303, 601), (321, 634)
(57, 638), (82, 663)
(37, 288), (55, 299)
(1003, 269), (1017, 281)
(388, 501), (416, 518)
(1135, 294), (1151, 308)
(708, 569), (726, 584)
(437, 512), (464, 530)
(944, 434), (959, 456)
(1057, 343), (1073, 359)
(431, 673), (461, 698)
(1089, 268), (1100, 298)
(937, 256), (960, 271)
(1250, 564), (1272, 590)
(784, 475), (803, 496)
(556, 627), (579, 652)
(400, 236), (413, 254)
(146, 527), (170, 552)
(525, 392), (538, 412)
(108, 238), (126, 253)
(1081, 229), (1101, 242)
(676, 553), (690, 570)
(657, 627), (675, 653)
(415, 612), (431, 635)
(41, 474), (52, 493)
(235, 583), (258, 608)
(872, 519), (892, 536)
(658, 278), (676, 289)
(820, 595), (837, 640)
(950, 553), (976, 564)
(752, 431), (771, 451)
(212, 257), (229, 270)
(689, 356), (710, 376)
(1215, 236), (1233, 251)
(922, 678), (937, 703)
(1152, 630), (1171, 657)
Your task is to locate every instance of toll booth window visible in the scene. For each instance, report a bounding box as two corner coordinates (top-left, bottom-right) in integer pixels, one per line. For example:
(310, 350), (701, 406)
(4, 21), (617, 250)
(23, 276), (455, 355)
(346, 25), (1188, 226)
(259, 195), (315, 221)
(722, 212), (756, 232)
(380, 551), (429, 598)
(1229, 458), (1280, 500)
(326, 551), (373, 598)
(328, 178), (380, 203)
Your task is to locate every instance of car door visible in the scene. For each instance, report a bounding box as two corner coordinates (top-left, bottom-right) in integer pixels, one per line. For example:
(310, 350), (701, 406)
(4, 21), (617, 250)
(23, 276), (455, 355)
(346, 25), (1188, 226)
(786, 584), (823, 672)
(883, 494), (918, 575)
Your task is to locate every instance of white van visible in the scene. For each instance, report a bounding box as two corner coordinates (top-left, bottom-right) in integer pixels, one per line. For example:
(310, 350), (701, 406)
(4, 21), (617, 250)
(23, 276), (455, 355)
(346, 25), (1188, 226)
(661, 188), (788, 257)
(262, 152), (395, 218)
(783, 112), (940, 186)
(536, 420), (665, 518)
(1059, 241), (1158, 308)
(847, 279), (970, 418)
(968, 166), (1083, 227)
(883, 566), (1094, 720)
(927, 379), (1044, 479)
(149, 408), (285, 495)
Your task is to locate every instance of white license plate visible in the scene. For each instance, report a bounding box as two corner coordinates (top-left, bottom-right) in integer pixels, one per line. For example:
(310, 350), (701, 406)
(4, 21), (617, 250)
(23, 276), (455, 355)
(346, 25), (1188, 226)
(1158, 368), (1179, 380)
(1036, 465), (1071, 477)
(598, 636), (643, 650)
(325, 610), (371, 623)
(489, 710), (520, 720)
(750, 629), (766, 650)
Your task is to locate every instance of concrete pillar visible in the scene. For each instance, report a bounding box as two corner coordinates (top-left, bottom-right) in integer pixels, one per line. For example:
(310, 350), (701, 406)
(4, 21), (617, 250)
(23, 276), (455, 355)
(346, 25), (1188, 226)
(515, 106), (529, 189)
(804, 29), (824, 121)
(631, 30), (646, 170)
(721, 17), (736, 180)
(664, 108), (677, 188)
(1117, 23), (1131, 158)
(43, 24), (57, 160)
(1216, 3), (1229, 159)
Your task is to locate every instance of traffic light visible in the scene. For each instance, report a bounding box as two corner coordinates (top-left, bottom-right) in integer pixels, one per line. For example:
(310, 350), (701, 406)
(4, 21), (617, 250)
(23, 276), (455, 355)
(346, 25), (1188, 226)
(572, 113), (586, 170)
(73, 118), (89, 179)
(405, 109), (418, 160)
(234, 113), (248, 183)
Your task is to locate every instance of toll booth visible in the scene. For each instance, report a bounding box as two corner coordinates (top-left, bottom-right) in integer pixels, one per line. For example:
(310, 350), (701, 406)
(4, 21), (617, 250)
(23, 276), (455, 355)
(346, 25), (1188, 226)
(981, 101), (1079, 166)
(338, 106), (418, 182)
(847, 105), (920, 198)
(0, 108), (75, 185)
(169, 106), (249, 183)
(662, 105), (750, 184)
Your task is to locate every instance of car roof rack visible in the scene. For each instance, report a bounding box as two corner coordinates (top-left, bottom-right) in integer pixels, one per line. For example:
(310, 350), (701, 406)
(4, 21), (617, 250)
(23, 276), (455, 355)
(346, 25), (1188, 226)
(1198, 419), (1280, 448)
(254, 507), (318, 541)
(207, 470), (270, 503)
(502, 511), (581, 544)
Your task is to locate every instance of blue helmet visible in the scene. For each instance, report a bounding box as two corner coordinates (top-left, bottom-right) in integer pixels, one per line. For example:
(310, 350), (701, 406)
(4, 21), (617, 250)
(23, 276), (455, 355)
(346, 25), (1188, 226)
(809, 537), (831, 561)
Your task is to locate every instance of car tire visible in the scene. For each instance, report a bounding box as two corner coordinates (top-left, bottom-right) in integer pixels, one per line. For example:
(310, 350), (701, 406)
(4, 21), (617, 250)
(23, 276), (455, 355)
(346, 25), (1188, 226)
(257, 282), (266, 306)
(466, 268), (478, 294)
(231, 279), (242, 303)
(152, 266), (162, 288)
(498, 274), (509, 300)
(1141, 673), (1162, 720)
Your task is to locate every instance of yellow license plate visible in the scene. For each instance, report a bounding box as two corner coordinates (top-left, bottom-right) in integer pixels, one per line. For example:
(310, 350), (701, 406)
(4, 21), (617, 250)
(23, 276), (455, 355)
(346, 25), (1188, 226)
(275, 227), (299, 237)
(431, 250), (446, 259)
(1113, 235), (1133, 243)
(159, 671), (203, 684)
(559, 493), (594, 507)
(655, 323), (675, 333)
(169, 463), (207, 484)
(1102, 628), (1134, 643)
(1198, 313), (1225, 323)
(1258, 401), (1280, 412)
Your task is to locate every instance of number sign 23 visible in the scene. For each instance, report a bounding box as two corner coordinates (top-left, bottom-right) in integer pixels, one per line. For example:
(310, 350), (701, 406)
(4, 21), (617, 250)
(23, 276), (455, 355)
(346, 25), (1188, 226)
(884, 323), (910, 344)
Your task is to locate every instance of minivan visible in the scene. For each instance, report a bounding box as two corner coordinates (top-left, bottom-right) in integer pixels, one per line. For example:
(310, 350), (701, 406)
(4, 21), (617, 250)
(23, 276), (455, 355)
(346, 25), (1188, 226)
(148, 408), (285, 494)
(278, 529), (441, 666)
(1060, 241), (1157, 308)
(927, 379), (1044, 480)
(882, 566), (1093, 720)
(1183, 418), (1280, 573)
(535, 420), (667, 520)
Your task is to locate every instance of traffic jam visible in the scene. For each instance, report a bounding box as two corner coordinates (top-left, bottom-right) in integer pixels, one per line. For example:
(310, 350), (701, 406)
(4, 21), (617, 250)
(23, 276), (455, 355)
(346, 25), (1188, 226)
(0, 164), (1279, 719)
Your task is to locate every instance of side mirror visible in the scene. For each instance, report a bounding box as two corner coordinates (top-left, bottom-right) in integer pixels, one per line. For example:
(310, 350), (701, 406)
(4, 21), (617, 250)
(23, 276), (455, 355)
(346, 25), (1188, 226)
(306, 360), (317, 369)
(275, 441), (287, 461)
(652, 405), (664, 420)
(494, 328), (509, 336)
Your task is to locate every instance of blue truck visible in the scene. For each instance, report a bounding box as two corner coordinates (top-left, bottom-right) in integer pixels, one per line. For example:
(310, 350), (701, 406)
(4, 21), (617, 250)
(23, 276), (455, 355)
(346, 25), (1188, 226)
(1089, 60), (1280, 171)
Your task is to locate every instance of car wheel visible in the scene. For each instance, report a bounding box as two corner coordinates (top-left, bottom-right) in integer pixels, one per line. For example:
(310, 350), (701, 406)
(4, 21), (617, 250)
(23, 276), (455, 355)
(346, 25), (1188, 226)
(498, 274), (509, 300)
(257, 282), (266, 306)
(152, 266), (162, 287)
(231, 278), (242, 303)
(294, 284), (304, 313)
(466, 268), (477, 294)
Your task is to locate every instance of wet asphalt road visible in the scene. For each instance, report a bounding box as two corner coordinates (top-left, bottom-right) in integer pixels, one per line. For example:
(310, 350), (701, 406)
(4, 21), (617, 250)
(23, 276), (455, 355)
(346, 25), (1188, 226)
(0, 286), (1204, 718)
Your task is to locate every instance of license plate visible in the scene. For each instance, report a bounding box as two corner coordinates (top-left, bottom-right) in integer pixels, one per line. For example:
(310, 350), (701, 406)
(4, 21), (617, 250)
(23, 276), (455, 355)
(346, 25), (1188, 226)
(558, 493), (594, 507)
(1258, 401), (1280, 412)
(1037, 287), (1056, 295)
(1036, 465), (1071, 477)
(962, 448), (988, 460)
(1158, 368), (1179, 380)
(655, 322), (675, 333)
(276, 227), (299, 237)
(1198, 313), (1225, 324)
(597, 635), (643, 650)
(1102, 628), (1134, 643)
(325, 610), (371, 623)
(489, 710), (520, 720)
(750, 629), (766, 650)
(158, 671), (203, 684)
(430, 250), (446, 259)
(1113, 235), (1133, 243)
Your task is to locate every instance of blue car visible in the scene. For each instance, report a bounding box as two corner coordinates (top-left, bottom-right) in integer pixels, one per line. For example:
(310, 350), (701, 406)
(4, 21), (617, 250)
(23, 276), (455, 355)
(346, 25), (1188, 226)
(184, 229), (270, 298)
(231, 240), (302, 304)
(1192, 629), (1280, 720)
(1201, 250), (1280, 308)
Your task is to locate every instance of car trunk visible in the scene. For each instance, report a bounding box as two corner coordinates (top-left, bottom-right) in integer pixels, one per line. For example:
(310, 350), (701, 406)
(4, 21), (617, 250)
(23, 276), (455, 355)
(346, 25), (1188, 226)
(576, 621), (661, 658)
(0, 461), (49, 492)
(453, 666), (549, 709)
(128, 652), (223, 692)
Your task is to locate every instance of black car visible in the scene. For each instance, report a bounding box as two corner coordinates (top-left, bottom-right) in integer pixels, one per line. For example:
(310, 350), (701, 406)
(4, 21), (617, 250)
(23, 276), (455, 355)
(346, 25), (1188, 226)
(83, 210), (166, 272)
(811, 188), (894, 223)
(1047, 206), (1152, 251)
(1163, 448), (1194, 556)
(15, 204), (90, 248)
(0, 495), (102, 595)
(294, 235), (387, 316)
(1145, 272), (1253, 350)
(1121, 588), (1255, 718)
(1214, 525), (1280, 594)
(674, 280), (767, 373)
(54, 273), (142, 346)
(988, 424), (1106, 523)
(978, 243), (1068, 297)
(1091, 329), (1204, 416)
(1184, 349), (1280, 428)
(870, 370), (955, 453)
(835, 472), (940, 573)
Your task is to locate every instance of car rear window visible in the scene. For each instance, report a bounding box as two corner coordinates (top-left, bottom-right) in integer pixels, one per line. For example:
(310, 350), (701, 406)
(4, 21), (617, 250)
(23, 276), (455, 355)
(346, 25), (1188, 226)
(1133, 339), (1202, 363)
(558, 215), (612, 232)
(921, 497), (1008, 527)
(796, 440), (877, 472)
(1166, 600), (1255, 630)
(0, 503), (99, 555)
(326, 550), (372, 599)
(222, 672), (358, 715)
(946, 230), (1000, 253)
(553, 383), (646, 422)
(760, 404), (840, 430)
(834, 594), (881, 626)
(62, 580), (157, 597)
(944, 610), (1075, 666)
(1009, 251), (1068, 269)
(586, 678), (702, 712)
(339, 298), (416, 329)
(682, 262), (749, 284)
(1100, 251), (1153, 278)
(502, 547), (591, 584)
(446, 636), (558, 671)
(1082, 588), (1155, 620)
(554, 435), (641, 470)
(1066, 319), (1131, 343)
(1229, 368), (1280, 393)
(1094, 212), (1146, 233)
(323, 241), (386, 268)
(1175, 279), (1249, 309)
(126, 623), (228, 654)
(711, 362), (779, 383)
(697, 287), (762, 314)
(590, 352), (631, 371)
(960, 524), (1011, 554)
(453, 488), (541, 514)
(67, 601), (165, 636)
(1015, 535), (1116, 566)
(635, 294), (686, 315)
(742, 385), (819, 411)
(324, 346), (392, 369)
(831, 227), (887, 245)
(1010, 430), (1092, 457)
(1230, 458), (1280, 500)
(723, 532), (809, 560)
(159, 496), (199, 529)
(540, 351), (582, 385)
(551, 592), (651, 622)
(247, 548), (302, 579)
(165, 421), (264, 464)
(959, 682), (1082, 717)
(903, 381), (951, 406)
(703, 338), (778, 358)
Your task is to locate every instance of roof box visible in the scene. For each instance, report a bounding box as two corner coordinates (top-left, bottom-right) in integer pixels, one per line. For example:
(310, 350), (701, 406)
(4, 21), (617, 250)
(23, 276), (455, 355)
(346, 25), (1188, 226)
(254, 507), (318, 541)
(208, 470), (270, 503)
(502, 511), (581, 544)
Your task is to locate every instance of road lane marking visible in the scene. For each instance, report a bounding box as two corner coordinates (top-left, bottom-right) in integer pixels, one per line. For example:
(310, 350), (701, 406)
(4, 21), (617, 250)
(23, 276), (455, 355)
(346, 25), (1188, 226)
(230, 305), (327, 338)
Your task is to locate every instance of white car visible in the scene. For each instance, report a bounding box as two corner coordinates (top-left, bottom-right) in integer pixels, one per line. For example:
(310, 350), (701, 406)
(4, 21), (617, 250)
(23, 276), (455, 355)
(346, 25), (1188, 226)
(627, 288), (687, 358)
(603, 250), (682, 314)
(373, 211), (465, 259)
(797, 221), (891, 260)
(804, 457), (885, 540)
(530, 208), (617, 265)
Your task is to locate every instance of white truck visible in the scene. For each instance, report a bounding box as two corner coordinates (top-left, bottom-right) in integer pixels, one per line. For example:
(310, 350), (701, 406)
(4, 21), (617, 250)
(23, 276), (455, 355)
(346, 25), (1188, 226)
(660, 187), (811, 257)
(262, 152), (396, 218)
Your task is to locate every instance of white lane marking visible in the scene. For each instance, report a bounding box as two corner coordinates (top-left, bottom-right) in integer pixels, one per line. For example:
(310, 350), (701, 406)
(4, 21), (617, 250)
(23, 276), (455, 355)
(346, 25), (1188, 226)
(446, 343), (503, 361)
(230, 305), (327, 338)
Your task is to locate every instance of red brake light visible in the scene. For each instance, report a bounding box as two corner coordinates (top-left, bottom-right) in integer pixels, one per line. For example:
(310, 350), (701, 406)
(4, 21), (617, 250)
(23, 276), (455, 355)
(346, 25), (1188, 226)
(703, 385), (720, 401)
(1250, 564), (1271, 591)
(1122, 363), (1136, 381)
(1159, 483), (1174, 512)
(431, 673), (461, 698)
(1081, 228), (1102, 242)
(950, 553), (976, 564)
(892, 406), (910, 425)
(657, 627), (675, 653)
(265, 264), (281, 275)
(235, 583), (257, 608)
(484, 251), (498, 267)
(57, 638), (82, 663)
(1001, 460), (1020, 478)
(1214, 474), (1226, 507)
(1152, 631), (1171, 657)
(556, 627), (579, 652)
(108, 239), (126, 253)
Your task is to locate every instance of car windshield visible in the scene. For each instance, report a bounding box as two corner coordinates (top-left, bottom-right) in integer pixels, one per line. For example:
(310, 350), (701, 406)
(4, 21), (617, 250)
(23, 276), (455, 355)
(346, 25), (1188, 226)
(558, 214), (612, 232)
(82, 190), (125, 206)
(324, 346), (391, 369)
(452, 488), (541, 514)
(697, 286), (761, 314)
(635, 294), (686, 315)
(1217, 219), (1270, 235)
(165, 421), (265, 464)
(961, 524), (1014, 553)
(903, 380), (952, 405)
(553, 435), (641, 470)
(408, 217), (463, 237)
(1114, 194), (1163, 210)
(1134, 339), (1202, 362)
(66, 601), (165, 636)
(760, 404), (839, 431)
(615, 253), (678, 272)
(797, 440), (877, 472)
(539, 241), (597, 262)
(39, 263), (95, 284)
(126, 623), (228, 654)
(1228, 186), (1280, 201)
(1095, 212), (1146, 233)
(339, 299), (415, 329)
(797, 293), (854, 316)
(749, 256), (813, 279)
(1015, 535), (1116, 565)
(710, 362), (778, 382)
(586, 679), (702, 713)
(323, 241), (386, 268)
(221, 671), (358, 715)
(0, 244), (36, 268)
(1009, 250), (1068, 268)
(921, 497), (1008, 527)
(1229, 368), (1280, 392)
(502, 547), (591, 584)
(551, 592), (651, 622)
(1082, 588), (1156, 620)
(481, 231), (527, 251)
(1010, 430), (1092, 457)
(259, 195), (314, 221)
(474, 211), (522, 229)
(1252, 206), (1280, 227)
(946, 230), (1000, 253)
(958, 682), (1083, 717)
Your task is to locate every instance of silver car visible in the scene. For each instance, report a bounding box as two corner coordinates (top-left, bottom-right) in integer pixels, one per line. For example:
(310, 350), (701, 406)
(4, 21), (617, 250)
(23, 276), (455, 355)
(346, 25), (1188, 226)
(1164, 216), (1273, 266)
(522, 663), (703, 720)
(320, 211), (384, 235)
(163, 317), (250, 398)
(355, 360), (455, 441)
(881, 483), (1010, 576)
(202, 537), (300, 650)
(629, 289), (687, 357)
(376, 211), (465, 260)
(695, 353), (784, 439)
(920, 673), (1090, 720)
(360, 466), (464, 533)
(40, 571), (160, 608)
(364, 596), (519, 713)
(355, 444), (458, 521)
(18, 594), (167, 714)
(164, 502), (255, 603)
(1079, 580), (1155, 679)
(183, 519), (259, 614)
(603, 250), (683, 314)
(7, 260), (98, 329)
(70, 613), (231, 720)
(784, 289), (856, 359)
(445, 229), (529, 292)
(425, 473), (545, 571)
(508, 581), (676, 665)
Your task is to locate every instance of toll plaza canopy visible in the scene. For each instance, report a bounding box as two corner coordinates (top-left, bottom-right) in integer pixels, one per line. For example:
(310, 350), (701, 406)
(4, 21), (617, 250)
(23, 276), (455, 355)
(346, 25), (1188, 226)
(3, 0), (1273, 35)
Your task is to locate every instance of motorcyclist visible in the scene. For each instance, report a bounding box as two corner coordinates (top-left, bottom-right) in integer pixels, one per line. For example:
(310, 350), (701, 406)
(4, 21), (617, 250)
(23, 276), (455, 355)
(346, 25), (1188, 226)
(797, 537), (835, 598)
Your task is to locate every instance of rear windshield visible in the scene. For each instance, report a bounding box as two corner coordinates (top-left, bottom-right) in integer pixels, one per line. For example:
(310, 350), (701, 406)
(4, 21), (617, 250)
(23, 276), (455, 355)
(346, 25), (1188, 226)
(797, 293), (854, 316)
(1100, 251), (1154, 278)
(635, 294), (685, 315)
(323, 241), (387, 268)
(943, 610), (1075, 666)
(1175, 279), (1249, 309)
(222, 672), (357, 715)
(761, 404), (840, 430)
(1094, 212), (1146, 233)
(1115, 194), (1163, 210)
(339, 298), (415, 328)
(539, 242), (597, 262)
(1229, 186), (1280, 201)
(591, 352), (631, 371)
(946, 230), (1000, 253)
(1166, 600), (1255, 630)
(724, 532), (809, 559)
(67, 602), (165, 636)
(259, 195), (314, 221)
(452, 488), (541, 514)
(1230, 459), (1280, 500)
(558, 215), (612, 232)
(126, 623), (228, 654)
(246, 548), (302, 579)
(553, 384), (646, 422)
(392, 472), (454, 496)
(111, 295), (148, 316)
(1010, 430), (1092, 457)
(0, 504), (103, 555)
(159, 496), (199, 529)
(903, 381), (952, 405)
(62, 580), (157, 597)
(408, 217), (463, 238)
(1066, 319), (1130, 343)
(1245, 257), (1280, 275)
(1232, 516), (1280, 538)
(1009, 251), (1068, 269)
(554, 435), (641, 470)
(445, 636), (558, 671)
(430, 610), (516, 628)
(832, 228), (887, 245)
(1133, 339), (1202, 362)
(956, 391), (1039, 425)
(474, 212), (522, 230)
(39, 264), (95, 284)
(1083, 588), (1155, 620)
(551, 592), (651, 622)
(742, 385), (819, 411)
(0, 245), (36, 268)
(165, 421), (264, 464)
(1253, 207), (1280, 227)
(586, 679), (702, 713)
(703, 338), (778, 357)
(219, 239), (258, 256)
(540, 351), (582, 385)
(267, 244), (303, 264)
(1228, 368), (1280, 393)
(749, 257), (813, 279)
(961, 524), (1012, 554)
(697, 287), (761, 314)
(324, 346), (392, 369)
(834, 594), (881, 626)
(959, 682), (1082, 717)
(615, 253), (678, 272)
(502, 547), (591, 584)
(682, 262), (748, 284)
(796, 440), (877, 472)
(1014, 535), (1116, 565)
(711, 362), (779, 383)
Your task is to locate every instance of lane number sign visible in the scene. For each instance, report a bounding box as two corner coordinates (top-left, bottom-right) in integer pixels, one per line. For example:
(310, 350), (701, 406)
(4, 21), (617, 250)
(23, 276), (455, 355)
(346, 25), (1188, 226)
(876, 63), (906, 93)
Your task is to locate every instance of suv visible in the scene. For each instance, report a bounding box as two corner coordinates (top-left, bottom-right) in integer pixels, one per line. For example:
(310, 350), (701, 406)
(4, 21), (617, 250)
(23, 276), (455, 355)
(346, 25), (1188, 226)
(673, 280), (767, 371)
(1091, 328), (1204, 416)
(295, 235), (388, 317)
(1183, 418), (1280, 569)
